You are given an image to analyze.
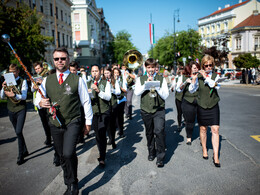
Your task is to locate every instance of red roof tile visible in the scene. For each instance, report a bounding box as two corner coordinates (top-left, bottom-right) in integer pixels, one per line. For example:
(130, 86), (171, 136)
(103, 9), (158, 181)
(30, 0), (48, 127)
(233, 13), (260, 29)
(199, 0), (250, 20)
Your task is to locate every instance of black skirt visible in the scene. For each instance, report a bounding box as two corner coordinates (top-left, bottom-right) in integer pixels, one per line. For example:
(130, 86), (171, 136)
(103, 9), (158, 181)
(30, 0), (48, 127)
(197, 103), (220, 126)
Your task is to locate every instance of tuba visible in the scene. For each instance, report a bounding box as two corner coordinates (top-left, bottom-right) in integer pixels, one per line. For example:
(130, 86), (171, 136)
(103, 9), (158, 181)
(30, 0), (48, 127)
(123, 50), (143, 85)
(39, 62), (54, 77)
(3, 83), (21, 104)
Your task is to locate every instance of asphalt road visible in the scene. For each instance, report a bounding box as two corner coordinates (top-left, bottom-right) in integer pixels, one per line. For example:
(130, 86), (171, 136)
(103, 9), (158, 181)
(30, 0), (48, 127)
(0, 86), (259, 195)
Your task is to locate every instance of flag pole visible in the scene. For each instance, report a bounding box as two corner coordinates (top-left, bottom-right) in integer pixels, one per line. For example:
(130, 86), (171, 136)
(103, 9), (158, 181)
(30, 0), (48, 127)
(150, 13), (153, 58)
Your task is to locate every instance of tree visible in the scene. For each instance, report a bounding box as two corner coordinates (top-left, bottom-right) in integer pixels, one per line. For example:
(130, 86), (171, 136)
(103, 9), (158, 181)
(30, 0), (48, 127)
(0, 2), (53, 72)
(112, 30), (137, 64)
(233, 53), (260, 69)
(149, 29), (202, 68)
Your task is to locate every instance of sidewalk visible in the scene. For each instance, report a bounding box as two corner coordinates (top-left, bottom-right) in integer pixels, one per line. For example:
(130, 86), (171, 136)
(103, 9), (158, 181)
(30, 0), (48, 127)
(220, 79), (260, 88)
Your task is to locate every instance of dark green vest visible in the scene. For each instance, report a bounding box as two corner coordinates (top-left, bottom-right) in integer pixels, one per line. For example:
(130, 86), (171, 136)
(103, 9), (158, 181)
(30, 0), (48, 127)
(197, 73), (220, 109)
(183, 76), (198, 104)
(7, 78), (26, 113)
(117, 76), (125, 100)
(87, 79), (110, 115)
(46, 73), (81, 127)
(140, 74), (165, 113)
(175, 76), (184, 101)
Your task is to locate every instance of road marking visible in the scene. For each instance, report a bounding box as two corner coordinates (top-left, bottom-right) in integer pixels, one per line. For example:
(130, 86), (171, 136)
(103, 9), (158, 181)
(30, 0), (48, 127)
(251, 135), (260, 142)
(251, 94), (260, 97)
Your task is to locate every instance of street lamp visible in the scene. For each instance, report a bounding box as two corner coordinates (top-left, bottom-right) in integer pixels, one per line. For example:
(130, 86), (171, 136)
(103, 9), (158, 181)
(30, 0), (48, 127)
(173, 9), (180, 74)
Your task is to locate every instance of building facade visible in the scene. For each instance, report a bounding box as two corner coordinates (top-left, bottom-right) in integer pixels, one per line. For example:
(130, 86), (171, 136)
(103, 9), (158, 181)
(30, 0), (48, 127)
(231, 10), (260, 61)
(5, 0), (74, 65)
(71, 0), (113, 67)
(198, 0), (260, 68)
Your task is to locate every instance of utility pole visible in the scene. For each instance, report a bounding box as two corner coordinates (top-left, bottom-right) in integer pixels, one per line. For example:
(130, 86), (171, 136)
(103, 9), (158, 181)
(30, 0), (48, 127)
(54, 0), (58, 48)
(173, 9), (180, 74)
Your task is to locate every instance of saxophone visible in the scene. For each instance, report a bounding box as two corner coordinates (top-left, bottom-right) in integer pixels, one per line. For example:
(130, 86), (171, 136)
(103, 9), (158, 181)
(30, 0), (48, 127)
(3, 83), (21, 104)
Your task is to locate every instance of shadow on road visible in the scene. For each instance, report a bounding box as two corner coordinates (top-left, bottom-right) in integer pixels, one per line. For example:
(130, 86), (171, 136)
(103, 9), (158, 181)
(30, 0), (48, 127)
(25, 146), (54, 161)
(0, 136), (16, 145)
(79, 108), (143, 194)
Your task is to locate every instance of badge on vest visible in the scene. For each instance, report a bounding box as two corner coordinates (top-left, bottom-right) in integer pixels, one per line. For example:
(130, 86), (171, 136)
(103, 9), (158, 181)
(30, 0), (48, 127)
(64, 83), (72, 95)
(99, 84), (105, 92)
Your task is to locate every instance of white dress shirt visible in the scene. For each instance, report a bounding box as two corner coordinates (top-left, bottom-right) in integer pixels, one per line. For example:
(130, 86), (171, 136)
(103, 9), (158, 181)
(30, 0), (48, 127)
(35, 69), (93, 125)
(189, 72), (220, 94)
(1, 76), (28, 100)
(134, 73), (169, 100)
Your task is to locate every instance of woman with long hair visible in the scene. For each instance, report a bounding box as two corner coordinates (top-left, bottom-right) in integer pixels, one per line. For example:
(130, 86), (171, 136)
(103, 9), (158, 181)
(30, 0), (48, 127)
(189, 55), (221, 167)
(176, 61), (200, 145)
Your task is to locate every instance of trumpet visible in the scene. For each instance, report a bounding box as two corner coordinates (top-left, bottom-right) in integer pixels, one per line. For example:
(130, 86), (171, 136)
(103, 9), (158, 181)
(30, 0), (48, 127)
(148, 71), (157, 98)
(3, 83), (21, 104)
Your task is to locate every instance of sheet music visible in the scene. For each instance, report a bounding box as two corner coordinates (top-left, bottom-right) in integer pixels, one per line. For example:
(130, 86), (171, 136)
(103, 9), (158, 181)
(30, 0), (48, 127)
(216, 77), (227, 83)
(4, 73), (17, 86)
(144, 81), (160, 90)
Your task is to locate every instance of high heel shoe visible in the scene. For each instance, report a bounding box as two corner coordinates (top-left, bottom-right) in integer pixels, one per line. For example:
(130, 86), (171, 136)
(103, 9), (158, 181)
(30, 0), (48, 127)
(212, 157), (221, 168)
(203, 156), (208, 160)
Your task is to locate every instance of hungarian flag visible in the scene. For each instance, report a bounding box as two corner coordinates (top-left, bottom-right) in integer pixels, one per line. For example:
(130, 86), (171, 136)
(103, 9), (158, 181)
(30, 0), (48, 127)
(149, 23), (155, 45)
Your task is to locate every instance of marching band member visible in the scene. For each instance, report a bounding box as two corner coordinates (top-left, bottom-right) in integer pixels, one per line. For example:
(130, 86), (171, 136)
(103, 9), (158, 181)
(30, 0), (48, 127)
(171, 65), (184, 132)
(176, 61), (200, 145)
(35, 47), (93, 194)
(1, 64), (29, 165)
(134, 58), (169, 167)
(113, 68), (127, 138)
(87, 65), (111, 167)
(189, 55), (221, 168)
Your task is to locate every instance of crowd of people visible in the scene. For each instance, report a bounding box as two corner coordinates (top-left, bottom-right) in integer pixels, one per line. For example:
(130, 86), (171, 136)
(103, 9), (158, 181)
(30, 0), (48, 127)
(1, 47), (222, 195)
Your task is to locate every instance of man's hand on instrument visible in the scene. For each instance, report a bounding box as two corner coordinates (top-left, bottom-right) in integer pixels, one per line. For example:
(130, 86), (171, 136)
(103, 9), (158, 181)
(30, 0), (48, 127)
(4, 88), (15, 98)
(2, 81), (7, 88)
(39, 98), (51, 108)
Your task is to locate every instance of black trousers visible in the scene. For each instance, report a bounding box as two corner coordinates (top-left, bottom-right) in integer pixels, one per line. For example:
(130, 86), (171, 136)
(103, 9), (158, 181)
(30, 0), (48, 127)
(117, 102), (125, 135)
(108, 103), (117, 144)
(125, 89), (134, 117)
(92, 110), (110, 161)
(182, 99), (197, 139)
(50, 118), (81, 185)
(38, 108), (51, 140)
(175, 98), (183, 127)
(8, 108), (28, 158)
(141, 109), (166, 162)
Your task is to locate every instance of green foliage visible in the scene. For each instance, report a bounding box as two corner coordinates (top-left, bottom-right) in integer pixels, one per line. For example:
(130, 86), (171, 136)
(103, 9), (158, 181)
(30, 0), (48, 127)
(233, 53), (260, 69)
(0, 2), (53, 72)
(149, 29), (202, 67)
(112, 30), (137, 64)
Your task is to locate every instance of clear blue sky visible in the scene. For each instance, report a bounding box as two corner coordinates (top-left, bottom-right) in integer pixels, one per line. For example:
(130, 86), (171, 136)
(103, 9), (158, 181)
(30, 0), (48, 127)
(96, 0), (243, 54)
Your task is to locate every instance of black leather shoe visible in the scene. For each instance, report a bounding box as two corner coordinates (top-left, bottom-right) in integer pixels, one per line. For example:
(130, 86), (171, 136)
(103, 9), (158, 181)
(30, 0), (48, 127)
(213, 157), (221, 168)
(17, 156), (25, 165)
(44, 139), (52, 147)
(53, 154), (61, 167)
(148, 155), (155, 161)
(112, 143), (117, 149)
(203, 156), (209, 160)
(70, 184), (79, 195)
(23, 151), (29, 157)
(156, 161), (164, 168)
(186, 141), (191, 145)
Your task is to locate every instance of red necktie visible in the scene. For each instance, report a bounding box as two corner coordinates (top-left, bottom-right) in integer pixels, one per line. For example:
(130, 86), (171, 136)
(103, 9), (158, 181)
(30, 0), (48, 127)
(59, 73), (64, 85)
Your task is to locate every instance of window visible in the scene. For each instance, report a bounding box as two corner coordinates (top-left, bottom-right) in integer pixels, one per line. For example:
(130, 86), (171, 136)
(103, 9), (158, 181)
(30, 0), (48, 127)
(211, 25), (215, 34)
(65, 13), (67, 23)
(254, 35), (260, 49)
(32, 0), (36, 8)
(52, 30), (55, 44)
(66, 35), (69, 47)
(56, 7), (58, 19)
(50, 3), (53, 16)
(61, 10), (63, 21)
(40, 0), (43, 12)
(217, 24), (220, 32)
(70, 36), (72, 48)
(74, 13), (80, 23)
(62, 33), (65, 46)
(58, 32), (60, 47)
(75, 31), (80, 41)
(236, 37), (241, 50)
(207, 26), (210, 34)
(68, 15), (71, 25)
(224, 22), (228, 31)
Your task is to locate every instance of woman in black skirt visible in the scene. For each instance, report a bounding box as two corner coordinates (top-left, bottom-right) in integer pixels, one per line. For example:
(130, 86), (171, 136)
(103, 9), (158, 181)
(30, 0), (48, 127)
(176, 61), (200, 145)
(189, 55), (221, 167)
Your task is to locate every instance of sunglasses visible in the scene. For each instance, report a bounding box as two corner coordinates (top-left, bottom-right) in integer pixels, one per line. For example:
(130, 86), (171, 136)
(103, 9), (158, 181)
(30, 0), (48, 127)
(54, 57), (67, 61)
(204, 64), (212, 68)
